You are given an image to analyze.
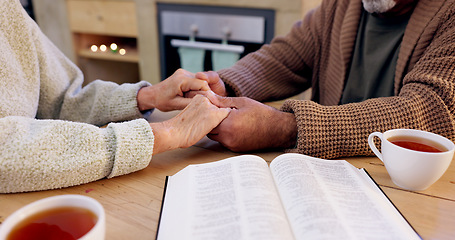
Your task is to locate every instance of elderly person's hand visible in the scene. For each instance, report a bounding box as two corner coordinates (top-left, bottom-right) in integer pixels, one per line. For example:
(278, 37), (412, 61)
(136, 69), (212, 112)
(207, 96), (297, 152)
(151, 95), (231, 154)
(195, 71), (228, 97)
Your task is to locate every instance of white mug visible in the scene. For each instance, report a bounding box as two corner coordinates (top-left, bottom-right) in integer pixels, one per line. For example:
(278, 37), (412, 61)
(0, 194), (105, 240)
(368, 129), (454, 191)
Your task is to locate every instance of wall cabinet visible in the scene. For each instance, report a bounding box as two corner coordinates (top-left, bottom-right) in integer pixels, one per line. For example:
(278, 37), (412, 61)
(67, 0), (140, 85)
(67, 0), (138, 37)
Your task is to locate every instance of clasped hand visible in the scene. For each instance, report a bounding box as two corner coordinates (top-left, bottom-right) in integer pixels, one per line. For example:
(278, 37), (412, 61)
(136, 69), (231, 154)
(196, 71), (298, 152)
(137, 69), (297, 154)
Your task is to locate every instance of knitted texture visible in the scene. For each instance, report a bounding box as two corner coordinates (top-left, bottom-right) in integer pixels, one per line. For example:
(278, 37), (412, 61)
(0, 1), (154, 193)
(218, 0), (455, 159)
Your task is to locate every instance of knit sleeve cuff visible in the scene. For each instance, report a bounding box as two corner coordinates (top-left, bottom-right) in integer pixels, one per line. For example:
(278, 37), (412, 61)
(280, 99), (330, 157)
(280, 98), (372, 159)
(104, 119), (154, 178)
(217, 69), (244, 97)
(280, 100), (301, 153)
(107, 81), (152, 122)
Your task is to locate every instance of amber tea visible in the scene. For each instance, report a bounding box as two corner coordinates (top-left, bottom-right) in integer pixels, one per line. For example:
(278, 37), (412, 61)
(7, 206), (97, 240)
(369, 129), (455, 190)
(388, 135), (448, 153)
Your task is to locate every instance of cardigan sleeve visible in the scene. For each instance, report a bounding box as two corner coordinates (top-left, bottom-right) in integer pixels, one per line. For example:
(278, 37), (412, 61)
(281, 3), (455, 159)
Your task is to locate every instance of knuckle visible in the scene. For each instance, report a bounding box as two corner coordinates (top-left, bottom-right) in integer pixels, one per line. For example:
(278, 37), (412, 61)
(175, 68), (189, 76)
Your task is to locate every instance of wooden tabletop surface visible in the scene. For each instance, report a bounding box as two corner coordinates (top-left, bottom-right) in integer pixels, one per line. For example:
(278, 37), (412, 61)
(1, 109), (455, 239)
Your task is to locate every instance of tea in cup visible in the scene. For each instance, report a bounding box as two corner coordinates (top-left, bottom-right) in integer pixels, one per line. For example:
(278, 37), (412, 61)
(368, 129), (454, 191)
(0, 194), (105, 240)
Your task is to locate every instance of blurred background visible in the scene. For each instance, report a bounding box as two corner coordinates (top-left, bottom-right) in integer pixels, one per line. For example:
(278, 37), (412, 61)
(27, 0), (320, 101)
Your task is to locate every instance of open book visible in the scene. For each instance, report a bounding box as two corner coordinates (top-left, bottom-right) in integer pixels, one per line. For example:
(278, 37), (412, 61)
(156, 153), (421, 240)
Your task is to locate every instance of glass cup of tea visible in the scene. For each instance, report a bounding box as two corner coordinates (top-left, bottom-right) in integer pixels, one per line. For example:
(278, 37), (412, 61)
(0, 194), (105, 240)
(368, 129), (455, 191)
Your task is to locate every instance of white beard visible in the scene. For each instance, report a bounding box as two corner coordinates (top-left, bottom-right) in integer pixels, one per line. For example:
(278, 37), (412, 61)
(362, 0), (397, 13)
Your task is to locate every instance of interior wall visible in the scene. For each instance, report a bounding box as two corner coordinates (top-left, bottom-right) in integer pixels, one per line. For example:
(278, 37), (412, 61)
(32, 0), (322, 85)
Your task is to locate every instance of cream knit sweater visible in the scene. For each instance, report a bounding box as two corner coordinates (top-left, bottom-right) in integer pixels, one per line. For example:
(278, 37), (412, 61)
(0, 1), (154, 193)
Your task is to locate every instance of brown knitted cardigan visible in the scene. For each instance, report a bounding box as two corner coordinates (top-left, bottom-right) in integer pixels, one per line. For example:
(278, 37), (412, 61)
(218, 0), (455, 159)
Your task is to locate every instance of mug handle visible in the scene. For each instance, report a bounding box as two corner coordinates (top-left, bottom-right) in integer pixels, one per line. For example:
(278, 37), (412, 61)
(368, 132), (384, 162)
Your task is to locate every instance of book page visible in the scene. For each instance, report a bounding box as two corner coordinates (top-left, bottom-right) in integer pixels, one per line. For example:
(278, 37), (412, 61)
(355, 168), (421, 238)
(270, 153), (420, 240)
(157, 155), (294, 240)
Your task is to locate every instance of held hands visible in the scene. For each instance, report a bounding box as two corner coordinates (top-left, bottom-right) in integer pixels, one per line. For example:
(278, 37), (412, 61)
(151, 95), (231, 155)
(195, 71), (227, 97)
(192, 71), (298, 152)
(208, 96), (298, 152)
(136, 68), (233, 155)
(137, 68), (297, 153)
(137, 69), (213, 112)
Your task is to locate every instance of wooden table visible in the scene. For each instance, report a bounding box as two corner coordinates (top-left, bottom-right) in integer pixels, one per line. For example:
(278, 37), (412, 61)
(1, 110), (455, 239)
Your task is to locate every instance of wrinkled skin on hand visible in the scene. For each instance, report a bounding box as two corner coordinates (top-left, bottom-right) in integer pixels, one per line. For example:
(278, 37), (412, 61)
(207, 96), (297, 152)
(137, 69), (212, 112)
(151, 95), (231, 154)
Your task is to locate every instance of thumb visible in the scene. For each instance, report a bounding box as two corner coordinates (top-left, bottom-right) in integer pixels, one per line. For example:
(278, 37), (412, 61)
(196, 71), (220, 85)
(208, 94), (237, 109)
(184, 90), (207, 99)
(181, 79), (210, 92)
(195, 71), (208, 81)
(215, 107), (231, 121)
(169, 97), (192, 111)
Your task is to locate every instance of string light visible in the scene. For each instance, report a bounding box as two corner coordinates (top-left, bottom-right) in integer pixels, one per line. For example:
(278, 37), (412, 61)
(90, 45), (98, 52)
(99, 44), (107, 52)
(110, 43), (118, 52)
(89, 43), (128, 56)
